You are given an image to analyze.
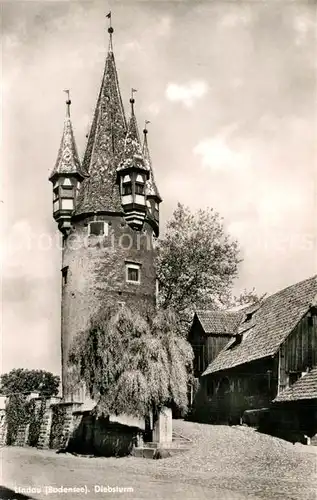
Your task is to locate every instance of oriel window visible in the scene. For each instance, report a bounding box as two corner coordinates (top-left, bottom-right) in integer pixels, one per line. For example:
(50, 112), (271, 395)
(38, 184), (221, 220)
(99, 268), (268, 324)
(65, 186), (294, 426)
(135, 183), (145, 195)
(123, 182), (132, 195)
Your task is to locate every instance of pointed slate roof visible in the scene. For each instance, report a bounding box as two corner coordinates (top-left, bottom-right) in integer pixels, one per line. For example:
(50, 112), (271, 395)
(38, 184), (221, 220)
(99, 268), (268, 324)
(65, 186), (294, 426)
(143, 128), (162, 200)
(49, 103), (83, 182)
(202, 275), (317, 376)
(75, 39), (127, 215)
(117, 102), (148, 173)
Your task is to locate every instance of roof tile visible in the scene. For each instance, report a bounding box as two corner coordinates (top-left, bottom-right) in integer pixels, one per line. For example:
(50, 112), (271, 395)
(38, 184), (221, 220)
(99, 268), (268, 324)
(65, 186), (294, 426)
(75, 50), (127, 216)
(202, 275), (317, 375)
(273, 368), (317, 402)
(195, 310), (244, 335)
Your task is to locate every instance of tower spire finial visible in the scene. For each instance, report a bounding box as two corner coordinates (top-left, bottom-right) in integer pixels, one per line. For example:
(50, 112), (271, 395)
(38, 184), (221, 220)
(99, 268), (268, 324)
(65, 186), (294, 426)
(63, 89), (71, 117)
(143, 120), (150, 135)
(106, 11), (114, 52)
(130, 88), (137, 115)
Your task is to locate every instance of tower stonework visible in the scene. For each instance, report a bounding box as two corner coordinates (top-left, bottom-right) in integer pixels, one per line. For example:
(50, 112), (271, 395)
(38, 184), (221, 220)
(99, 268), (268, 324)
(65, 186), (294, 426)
(50, 26), (161, 400)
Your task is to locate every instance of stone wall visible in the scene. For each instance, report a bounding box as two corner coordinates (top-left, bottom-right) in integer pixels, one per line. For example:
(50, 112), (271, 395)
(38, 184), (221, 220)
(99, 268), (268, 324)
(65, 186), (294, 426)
(1, 395), (144, 457)
(0, 408), (8, 446)
(68, 412), (143, 456)
(61, 216), (157, 399)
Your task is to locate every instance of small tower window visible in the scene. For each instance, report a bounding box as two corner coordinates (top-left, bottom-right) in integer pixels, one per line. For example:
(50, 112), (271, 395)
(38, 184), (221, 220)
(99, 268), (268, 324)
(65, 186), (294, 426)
(62, 178), (73, 186)
(88, 221), (108, 236)
(135, 183), (145, 195)
(61, 199), (74, 210)
(123, 183), (132, 195)
(62, 266), (69, 285)
(126, 263), (141, 284)
(61, 186), (74, 197)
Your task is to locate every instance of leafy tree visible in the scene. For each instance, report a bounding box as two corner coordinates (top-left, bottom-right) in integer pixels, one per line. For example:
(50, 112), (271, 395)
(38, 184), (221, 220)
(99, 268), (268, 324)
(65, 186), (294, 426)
(228, 288), (263, 308)
(157, 203), (241, 326)
(0, 369), (60, 397)
(68, 306), (193, 419)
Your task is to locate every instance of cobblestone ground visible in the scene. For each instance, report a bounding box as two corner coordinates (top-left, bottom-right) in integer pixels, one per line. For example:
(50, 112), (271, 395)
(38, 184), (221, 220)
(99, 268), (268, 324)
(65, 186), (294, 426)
(1, 421), (316, 500)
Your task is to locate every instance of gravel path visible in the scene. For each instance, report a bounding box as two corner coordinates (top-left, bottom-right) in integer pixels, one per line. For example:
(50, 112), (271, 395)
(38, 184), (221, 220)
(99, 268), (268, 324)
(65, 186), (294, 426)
(1, 421), (316, 500)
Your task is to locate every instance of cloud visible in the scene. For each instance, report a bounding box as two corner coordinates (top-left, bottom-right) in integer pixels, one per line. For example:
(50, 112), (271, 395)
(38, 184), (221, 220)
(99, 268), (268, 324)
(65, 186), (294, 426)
(1, 219), (58, 281)
(293, 14), (314, 46)
(220, 9), (252, 28)
(165, 80), (208, 108)
(156, 16), (172, 37)
(116, 41), (141, 62)
(193, 135), (249, 171)
(146, 102), (161, 117)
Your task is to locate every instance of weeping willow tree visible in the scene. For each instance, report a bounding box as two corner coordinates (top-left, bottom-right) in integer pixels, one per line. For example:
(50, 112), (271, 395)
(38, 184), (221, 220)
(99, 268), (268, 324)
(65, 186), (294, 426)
(68, 306), (193, 418)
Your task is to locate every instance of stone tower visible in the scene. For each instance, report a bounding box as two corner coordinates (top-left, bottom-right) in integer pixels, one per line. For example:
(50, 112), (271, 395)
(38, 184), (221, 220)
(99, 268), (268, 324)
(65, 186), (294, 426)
(49, 24), (161, 400)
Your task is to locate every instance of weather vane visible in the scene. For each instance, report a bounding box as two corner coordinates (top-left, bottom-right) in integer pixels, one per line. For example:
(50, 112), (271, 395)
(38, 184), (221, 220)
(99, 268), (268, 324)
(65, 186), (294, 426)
(106, 11), (112, 27)
(144, 120), (150, 134)
(106, 12), (113, 50)
(63, 89), (71, 116)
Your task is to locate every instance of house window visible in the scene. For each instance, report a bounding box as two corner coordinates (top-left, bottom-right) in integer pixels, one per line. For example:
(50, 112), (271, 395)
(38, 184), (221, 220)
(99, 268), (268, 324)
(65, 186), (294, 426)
(62, 266), (68, 285)
(88, 221), (107, 236)
(126, 263), (141, 283)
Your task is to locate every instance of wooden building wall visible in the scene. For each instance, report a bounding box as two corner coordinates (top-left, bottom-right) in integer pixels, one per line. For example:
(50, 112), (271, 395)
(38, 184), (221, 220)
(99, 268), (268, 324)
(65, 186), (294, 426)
(278, 312), (317, 393)
(189, 318), (232, 377)
(197, 357), (278, 424)
(205, 336), (231, 370)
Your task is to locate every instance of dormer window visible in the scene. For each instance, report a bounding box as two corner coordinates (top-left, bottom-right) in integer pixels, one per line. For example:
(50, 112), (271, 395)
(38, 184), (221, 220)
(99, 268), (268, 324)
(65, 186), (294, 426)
(244, 312), (253, 322)
(88, 221), (108, 236)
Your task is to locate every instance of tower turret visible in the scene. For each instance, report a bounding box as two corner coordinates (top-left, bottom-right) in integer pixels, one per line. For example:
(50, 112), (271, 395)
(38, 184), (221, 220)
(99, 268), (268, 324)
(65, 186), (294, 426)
(143, 122), (162, 236)
(51, 18), (162, 401)
(117, 92), (150, 230)
(49, 92), (84, 234)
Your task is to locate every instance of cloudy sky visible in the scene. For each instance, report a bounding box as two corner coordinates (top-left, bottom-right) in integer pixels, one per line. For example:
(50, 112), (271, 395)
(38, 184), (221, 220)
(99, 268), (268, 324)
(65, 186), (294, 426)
(1, 0), (316, 377)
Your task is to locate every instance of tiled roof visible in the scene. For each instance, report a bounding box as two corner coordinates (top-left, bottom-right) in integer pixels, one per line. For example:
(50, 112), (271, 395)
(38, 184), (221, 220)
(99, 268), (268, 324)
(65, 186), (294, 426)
(49, 112), (84, 181)
(143, 131), (162, 201)
(273, 368), (317, 402)
(75, 49), (127, 216)
(195, 310), (244, 335)
(117, 111), (149, 173)
(202, 275), (317, 376)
